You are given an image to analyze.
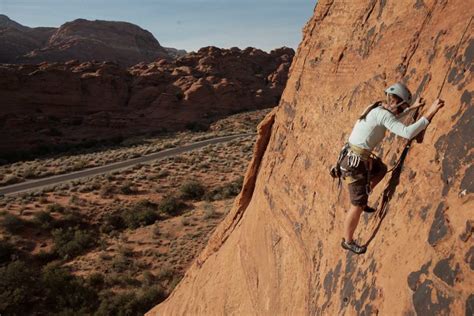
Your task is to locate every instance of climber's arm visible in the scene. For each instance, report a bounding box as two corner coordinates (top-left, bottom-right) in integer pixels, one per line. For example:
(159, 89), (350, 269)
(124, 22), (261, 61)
(381, 111), (429, 140)
(381, 99), (444, 139)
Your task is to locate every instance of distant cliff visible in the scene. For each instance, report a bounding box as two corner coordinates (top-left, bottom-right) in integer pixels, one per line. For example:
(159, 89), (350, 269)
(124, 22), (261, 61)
(148, 0), (473, 315)
(0, 46), (294, 159)
(0, 16), (170, 66)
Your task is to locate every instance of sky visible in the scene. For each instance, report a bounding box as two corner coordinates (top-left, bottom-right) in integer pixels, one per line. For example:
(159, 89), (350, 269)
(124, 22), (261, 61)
(0, 0), (316, 52)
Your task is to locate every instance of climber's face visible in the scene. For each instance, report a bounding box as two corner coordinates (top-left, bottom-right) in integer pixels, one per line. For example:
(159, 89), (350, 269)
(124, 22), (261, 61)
(386, 94), (407, 114)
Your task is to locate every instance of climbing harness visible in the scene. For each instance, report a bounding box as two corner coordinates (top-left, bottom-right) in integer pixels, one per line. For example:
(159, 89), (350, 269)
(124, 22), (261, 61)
(330, 143), (376, 195)
(330, 143), (349, 184)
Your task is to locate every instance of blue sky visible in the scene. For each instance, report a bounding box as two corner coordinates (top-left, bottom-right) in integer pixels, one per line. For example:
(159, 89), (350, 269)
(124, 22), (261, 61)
(0, 0), (316, 52)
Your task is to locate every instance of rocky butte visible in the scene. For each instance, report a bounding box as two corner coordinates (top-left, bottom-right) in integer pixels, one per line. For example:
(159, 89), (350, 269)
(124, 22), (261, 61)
(148, 0), (473, 315)
(0, 16), (170, 66)
(0, 46), (294, 159)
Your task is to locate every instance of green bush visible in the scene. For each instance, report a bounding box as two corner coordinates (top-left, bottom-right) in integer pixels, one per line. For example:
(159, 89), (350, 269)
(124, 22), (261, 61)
(96, 287), (167, 316)
(100, 213), (126, 233)
(46, 203), (65, 213)
(179, 180), (205, 200)
(52, 227), (95, 259)
(157, 170), (170, 178)
(1, 214), (28, 234)
(0, 261), (36, 314)
(203, 203), (220, 219)
(58, 212), (86, 229)
(119, 181), (137, 195)
(41, 263), (98, 314)
(87, 272), (105, 290)
(100, 183), (115, 197)
(33, 211), (54, 229)
(3, 175), (22, 185)
(111, 255), (133, 273)
(122, 200), (159, 229)
(0, 239), (14, 263)
(204, 177), (243, 201)
(158, 195), (186, 217)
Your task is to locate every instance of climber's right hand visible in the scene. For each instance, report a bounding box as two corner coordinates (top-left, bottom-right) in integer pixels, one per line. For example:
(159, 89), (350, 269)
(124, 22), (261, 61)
(424, 99), (445, 122)
(430, 99), (445, 111)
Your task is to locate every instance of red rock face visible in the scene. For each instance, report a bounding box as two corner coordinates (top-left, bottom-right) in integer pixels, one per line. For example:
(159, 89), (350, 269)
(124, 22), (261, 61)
(147, 0), (473, 315)
(0, 47), (294, 159)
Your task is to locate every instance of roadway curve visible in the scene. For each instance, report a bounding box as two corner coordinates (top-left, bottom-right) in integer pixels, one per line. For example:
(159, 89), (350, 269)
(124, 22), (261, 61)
(0, 134), (253, 196)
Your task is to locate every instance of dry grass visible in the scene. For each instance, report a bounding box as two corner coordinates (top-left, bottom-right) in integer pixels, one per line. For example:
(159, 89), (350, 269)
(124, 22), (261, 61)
(0, 108), (269, 313)
(0, 108), (269, 186)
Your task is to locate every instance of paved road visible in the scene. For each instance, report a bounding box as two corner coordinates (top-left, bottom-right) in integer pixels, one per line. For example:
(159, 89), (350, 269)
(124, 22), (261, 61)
(0, 134), (253, 196)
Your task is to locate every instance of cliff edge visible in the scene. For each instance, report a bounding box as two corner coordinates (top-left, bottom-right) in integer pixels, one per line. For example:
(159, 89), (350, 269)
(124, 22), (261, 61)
(148, 0), (473, 314)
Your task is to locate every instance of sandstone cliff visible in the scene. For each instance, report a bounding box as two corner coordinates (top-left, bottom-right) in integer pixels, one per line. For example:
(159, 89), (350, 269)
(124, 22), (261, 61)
(148, 0), (473, 315)
(0, 47), (294, 159)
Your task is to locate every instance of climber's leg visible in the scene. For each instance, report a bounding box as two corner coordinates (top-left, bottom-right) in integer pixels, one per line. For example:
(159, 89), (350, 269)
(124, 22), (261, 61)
(369, 157), (388, 190)
(344, 204), (363, 242)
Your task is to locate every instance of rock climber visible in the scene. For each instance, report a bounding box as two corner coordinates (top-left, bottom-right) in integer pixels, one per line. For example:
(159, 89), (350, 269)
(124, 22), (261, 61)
(338, 82), (444, 254)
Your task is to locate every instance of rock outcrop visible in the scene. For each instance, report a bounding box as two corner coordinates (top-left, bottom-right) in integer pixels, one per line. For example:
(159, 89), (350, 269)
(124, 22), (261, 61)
(0, 15), (56, 63)
(0, 47), (294, 158)
(147, 0), (473, 315)
(0, 16), (170, 65)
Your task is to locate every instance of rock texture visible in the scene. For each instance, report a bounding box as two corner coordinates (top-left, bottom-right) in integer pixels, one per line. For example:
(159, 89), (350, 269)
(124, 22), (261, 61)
(147, 0), (473, 315)
(0, 16), (170, 65)
(0, 47), (294, 158)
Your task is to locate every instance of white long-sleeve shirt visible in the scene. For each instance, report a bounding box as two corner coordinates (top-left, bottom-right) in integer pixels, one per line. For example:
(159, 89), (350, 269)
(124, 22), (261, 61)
(348, 106), (429, 151)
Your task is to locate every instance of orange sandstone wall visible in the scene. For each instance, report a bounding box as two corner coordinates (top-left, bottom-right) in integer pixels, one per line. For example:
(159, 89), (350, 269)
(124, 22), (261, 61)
(148, 0), (473, 314)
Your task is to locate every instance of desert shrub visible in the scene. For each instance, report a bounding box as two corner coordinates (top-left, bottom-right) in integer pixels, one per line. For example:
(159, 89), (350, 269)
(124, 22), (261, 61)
(119, 181), (137, 195)
(100, 183), (115, 197)
(111, 255), (133, 273)
(79, 180), (101, 193)
(3, 175), (22, 185)
(0, 261), (36, 314)
(1, 214), (28, 234)
(158, 195), (186, 217)
(203, 203), (220, 219)
(152, 224), (160, 238)
(179, 180), (205, 200)
(142, 271), (155, 286)
(181, 217), (191, 226)
(34, 250), (57, 264)
(52, 227), (95, 259)
(72, 159), (87, 171)
(33, 211), (54, 229)
(157, 170), (170, 178)
(204, 177), (243, 201)
(87, 272), (105, 290)
(121, 200), (159, 229)
(100, 213), (126, 233)
(0, 239), (14, 264)
(41, 263), (99, 313)
(46, 203), (65, 213)
(96, 287), (167, 316)
(21, 167), (36, 178)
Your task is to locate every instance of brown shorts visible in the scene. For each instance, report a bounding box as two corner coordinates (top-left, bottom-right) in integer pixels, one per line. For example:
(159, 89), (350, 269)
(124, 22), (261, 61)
(341, 155), (387, 206)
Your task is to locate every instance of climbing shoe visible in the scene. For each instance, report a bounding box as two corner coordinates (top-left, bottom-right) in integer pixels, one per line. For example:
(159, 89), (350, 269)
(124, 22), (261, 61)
(363, 205), (376, 213)
(341, 239), (367, 255)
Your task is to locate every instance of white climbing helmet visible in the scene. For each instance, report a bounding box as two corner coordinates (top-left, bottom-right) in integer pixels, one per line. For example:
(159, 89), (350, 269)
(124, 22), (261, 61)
(384, 82), (413, 106)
